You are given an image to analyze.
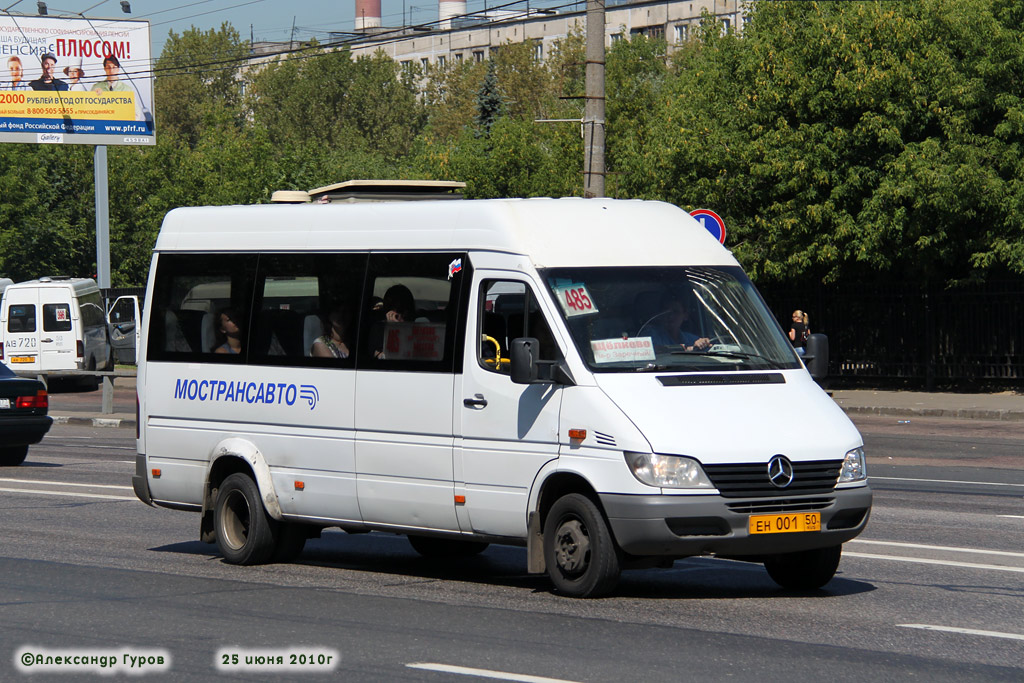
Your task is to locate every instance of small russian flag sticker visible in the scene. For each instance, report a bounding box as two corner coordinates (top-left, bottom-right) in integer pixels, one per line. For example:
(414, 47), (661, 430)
(448, 258), (463, 279)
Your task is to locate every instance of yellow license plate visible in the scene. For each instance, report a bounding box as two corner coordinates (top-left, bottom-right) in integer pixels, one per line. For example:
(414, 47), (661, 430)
(10, 356), (35, 363)
(749, 512), (821, 534)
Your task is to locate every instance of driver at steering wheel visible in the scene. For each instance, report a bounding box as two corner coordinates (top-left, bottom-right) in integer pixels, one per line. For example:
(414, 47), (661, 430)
(646, 292), (711, 352)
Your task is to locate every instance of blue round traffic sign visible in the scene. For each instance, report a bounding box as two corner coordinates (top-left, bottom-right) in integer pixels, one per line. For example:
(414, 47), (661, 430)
(690, 209), (726, 244)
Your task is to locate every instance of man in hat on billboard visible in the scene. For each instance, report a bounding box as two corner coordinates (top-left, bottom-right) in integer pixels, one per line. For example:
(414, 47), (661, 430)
(29, 53), (69, 91)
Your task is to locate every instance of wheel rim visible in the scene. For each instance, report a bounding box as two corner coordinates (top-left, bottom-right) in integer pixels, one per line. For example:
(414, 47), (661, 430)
(221, 489), (251, 551)
(553, 517), (591, 577)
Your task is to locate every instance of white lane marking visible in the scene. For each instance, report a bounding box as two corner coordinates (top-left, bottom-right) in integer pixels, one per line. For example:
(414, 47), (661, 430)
(850, 539), (1024, 559)
(899, 624), (1024, 642)
(846, 552), (1024, 574)
(407, 663), (579, 683)
(999, 515), (1024, 519)
(0, 478), (132, 491)
(870, 476), (1024, 488)
(0, 487), (135, 501)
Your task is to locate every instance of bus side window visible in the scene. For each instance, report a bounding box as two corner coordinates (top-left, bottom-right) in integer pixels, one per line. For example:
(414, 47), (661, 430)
(146, 253), (257, 363)
(481, 280), (558, 373)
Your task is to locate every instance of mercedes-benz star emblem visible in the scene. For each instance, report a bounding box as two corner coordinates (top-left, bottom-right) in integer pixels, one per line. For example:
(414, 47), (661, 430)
(767, 455), (795, 488)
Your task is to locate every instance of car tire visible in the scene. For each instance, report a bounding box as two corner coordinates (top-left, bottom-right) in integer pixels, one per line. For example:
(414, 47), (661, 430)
(0, 445), (29, 466)
(764, 544), (842, 590)
(214, 473), (276, 565)
(407, 535), (489, 558)
(543, 493), (621, 598)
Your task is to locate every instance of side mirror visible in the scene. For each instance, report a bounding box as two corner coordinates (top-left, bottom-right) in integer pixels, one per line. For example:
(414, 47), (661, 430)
(510, 337), (539, 384)
(804, 333), (829, 380)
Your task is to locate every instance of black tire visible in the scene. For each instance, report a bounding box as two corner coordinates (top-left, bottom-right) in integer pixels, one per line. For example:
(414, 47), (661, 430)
(272, 523), (308, 563)
(764, 544), (842, 590)
(408, 535), (489, 558)
(543, 493), (621, 598)
(0, 445), (29, 466)
(214, 473), (276, 565)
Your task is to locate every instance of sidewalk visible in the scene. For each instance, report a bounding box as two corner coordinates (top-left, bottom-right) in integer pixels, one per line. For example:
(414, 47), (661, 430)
(46, 374), (1024, 428)
(831, 389), (1024, 422)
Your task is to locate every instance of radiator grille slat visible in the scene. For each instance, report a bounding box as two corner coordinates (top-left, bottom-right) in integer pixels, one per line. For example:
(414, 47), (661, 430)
(703, 460), (841, 498)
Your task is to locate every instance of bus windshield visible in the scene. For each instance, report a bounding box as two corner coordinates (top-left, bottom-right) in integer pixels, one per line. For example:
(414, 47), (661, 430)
(539, 266), (801, 373)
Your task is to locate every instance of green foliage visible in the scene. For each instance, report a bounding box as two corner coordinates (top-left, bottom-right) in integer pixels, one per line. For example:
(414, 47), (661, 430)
(612, 0), (1024, 284)
(0, 146), (96, 281)
(155, 23), (249, 146)
(246, 47), (424, 159)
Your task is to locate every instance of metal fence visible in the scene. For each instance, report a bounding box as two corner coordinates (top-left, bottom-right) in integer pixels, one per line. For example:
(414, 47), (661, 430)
(758, 280), (1024, 388)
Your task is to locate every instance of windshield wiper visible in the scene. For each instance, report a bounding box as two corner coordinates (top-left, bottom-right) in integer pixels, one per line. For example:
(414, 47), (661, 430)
(672, 349), (787, 368)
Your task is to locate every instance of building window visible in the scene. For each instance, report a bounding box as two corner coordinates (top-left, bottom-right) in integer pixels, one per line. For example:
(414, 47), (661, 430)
(454, 52), (463, 63)
(473, 50), (484, 63)
(437, 55), (446, 68)
(610, 33), (623, 44)
(533, 41), (543, 61)
(421, 57), (429, 70)
(722, 18), (731, 33)
(675, 24), (689, 43)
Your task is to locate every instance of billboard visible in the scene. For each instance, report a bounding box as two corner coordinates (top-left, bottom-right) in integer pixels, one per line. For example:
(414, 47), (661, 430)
(0, 15), (153, 145)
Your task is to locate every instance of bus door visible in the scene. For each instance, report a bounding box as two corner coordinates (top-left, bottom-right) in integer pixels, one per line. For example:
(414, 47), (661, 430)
(455, 276), (563, 537)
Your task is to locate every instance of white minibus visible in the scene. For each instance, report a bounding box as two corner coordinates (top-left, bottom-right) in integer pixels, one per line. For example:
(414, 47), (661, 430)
(132, 198), (871, 597)
(1, 276), (112, 380)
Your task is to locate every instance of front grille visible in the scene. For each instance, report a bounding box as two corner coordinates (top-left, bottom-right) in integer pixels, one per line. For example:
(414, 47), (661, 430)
(703, 460), (841, 498)
(727, 497), (835, 514)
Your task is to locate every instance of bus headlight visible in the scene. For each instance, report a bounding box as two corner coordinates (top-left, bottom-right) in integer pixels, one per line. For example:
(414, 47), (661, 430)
(838, 447), (867, 483)
(625, 452), (714, 489)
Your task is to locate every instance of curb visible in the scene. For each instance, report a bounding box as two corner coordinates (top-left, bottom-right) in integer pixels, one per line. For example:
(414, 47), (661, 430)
(52, 415), (136, 429)
(839, 406), (1024, 422)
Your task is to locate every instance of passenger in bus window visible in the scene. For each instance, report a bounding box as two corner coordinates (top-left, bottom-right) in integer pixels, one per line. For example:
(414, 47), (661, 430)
(312, 304), (351, 359)
(382, 284), (415, 323)
(214, 307), (243, 354)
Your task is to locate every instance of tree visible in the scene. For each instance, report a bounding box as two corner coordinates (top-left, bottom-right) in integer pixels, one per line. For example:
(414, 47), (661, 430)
(474, 60), (502, 138)
(246, 47), (425, 160)
(155, 23), (249, 146)
(612, 1), (1024, 284)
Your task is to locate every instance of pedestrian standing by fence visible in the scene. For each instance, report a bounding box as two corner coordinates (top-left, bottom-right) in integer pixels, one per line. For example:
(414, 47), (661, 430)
(789, 309), (809, 356)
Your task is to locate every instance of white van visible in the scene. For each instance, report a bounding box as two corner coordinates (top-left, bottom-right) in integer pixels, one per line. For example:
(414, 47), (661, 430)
(132, 198), (871, 597)
(1, 277), (112, 377)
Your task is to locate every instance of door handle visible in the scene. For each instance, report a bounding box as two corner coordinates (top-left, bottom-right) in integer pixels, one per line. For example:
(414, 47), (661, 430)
(40, 338), (53, 343)
(463, 394), (488, 408)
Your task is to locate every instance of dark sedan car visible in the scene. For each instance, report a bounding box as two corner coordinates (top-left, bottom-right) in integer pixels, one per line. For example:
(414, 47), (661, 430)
(0, 363), (52, 466)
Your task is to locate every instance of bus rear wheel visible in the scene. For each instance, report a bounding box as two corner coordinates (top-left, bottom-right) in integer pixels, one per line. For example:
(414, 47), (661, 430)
(214, 473), (276, 565)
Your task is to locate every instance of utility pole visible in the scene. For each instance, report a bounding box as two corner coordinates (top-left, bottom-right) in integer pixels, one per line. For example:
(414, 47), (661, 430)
(583, 0), (605, 198)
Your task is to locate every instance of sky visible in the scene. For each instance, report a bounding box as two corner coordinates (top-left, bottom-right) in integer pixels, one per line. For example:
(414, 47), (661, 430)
(3, 0), (572, 55)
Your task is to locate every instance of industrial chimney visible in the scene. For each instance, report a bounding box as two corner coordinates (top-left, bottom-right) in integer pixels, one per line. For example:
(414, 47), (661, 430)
(438, 0), (466, 30)
(355, 0), (381, 30)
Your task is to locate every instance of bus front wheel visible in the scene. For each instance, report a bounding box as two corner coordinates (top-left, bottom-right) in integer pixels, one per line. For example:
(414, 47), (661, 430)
(543, 493), (621, 598)
(214, 473), (276, 565)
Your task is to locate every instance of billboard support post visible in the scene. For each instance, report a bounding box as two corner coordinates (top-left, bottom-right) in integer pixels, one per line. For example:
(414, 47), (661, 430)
(94, 144), (110, 289)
